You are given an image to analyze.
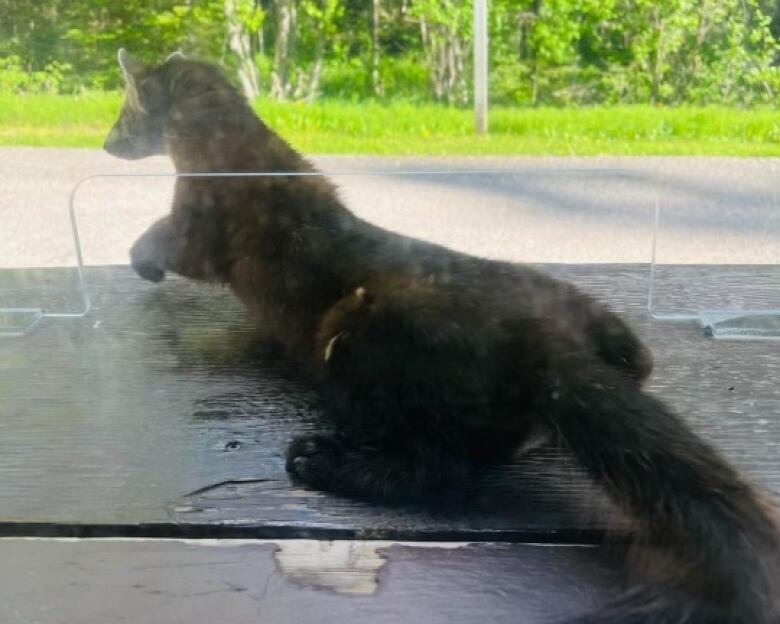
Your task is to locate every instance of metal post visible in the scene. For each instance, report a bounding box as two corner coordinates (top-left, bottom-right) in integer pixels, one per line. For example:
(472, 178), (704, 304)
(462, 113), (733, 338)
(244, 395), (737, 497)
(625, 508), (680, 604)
(473, 0), (488, 134)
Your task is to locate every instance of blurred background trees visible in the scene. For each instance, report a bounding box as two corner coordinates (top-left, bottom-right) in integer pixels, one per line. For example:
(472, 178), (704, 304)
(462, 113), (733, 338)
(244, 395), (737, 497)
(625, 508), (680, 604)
(0, 0), (778, 106)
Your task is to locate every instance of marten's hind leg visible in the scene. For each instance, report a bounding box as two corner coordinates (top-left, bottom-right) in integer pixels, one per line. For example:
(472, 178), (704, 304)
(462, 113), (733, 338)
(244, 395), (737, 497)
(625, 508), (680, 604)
(561, 290), (653, 382)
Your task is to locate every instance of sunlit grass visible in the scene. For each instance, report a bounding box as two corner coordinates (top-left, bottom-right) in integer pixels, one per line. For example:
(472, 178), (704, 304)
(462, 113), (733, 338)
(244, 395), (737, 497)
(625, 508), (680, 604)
(1, 92), (780, 155)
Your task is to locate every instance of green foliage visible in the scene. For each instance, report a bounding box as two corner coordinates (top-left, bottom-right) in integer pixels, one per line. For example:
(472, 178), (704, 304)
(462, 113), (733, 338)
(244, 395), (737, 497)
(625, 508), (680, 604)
(488, 0), (780, 105)
(318, 56), (429, 101)
(0, 56), (72, 94)
(0, 0), (779, 106)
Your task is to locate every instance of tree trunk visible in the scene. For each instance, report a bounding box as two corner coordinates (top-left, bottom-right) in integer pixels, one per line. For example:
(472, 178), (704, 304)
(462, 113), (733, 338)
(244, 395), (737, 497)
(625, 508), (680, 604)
(272, 0), (297, 99)
(224, 0), (260, 100)
(371, 0), (383, 96)
(686, 0), (711, 98)
(256, 0), (265, 59)
(417, 4), (468, 104)
(651, 12), (665, 104)
(306, 35), (325, 101)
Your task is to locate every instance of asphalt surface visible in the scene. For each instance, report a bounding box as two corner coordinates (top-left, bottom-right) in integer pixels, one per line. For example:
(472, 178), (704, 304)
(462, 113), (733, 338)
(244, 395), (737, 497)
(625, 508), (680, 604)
(1, 148), (778, 269)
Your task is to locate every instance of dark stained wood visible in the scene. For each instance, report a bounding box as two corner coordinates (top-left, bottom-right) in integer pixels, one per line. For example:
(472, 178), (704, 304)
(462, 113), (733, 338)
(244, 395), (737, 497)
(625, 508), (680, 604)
(0, 539), (622, 624)
(0, 265), (778, 539)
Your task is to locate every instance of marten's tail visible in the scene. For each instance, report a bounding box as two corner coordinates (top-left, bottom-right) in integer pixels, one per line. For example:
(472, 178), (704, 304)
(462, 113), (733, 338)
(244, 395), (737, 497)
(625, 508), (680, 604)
(541, 352), (780, 624)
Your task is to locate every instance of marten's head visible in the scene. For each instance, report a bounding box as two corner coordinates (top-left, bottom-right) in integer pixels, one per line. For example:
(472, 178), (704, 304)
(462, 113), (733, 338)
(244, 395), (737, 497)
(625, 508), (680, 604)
(104, 49), (249, 160)
(103, 49), (182, 159)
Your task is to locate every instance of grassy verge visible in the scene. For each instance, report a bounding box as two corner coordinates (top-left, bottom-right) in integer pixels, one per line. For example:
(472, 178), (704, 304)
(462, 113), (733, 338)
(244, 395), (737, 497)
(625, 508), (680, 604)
(1, 92), (780, 156)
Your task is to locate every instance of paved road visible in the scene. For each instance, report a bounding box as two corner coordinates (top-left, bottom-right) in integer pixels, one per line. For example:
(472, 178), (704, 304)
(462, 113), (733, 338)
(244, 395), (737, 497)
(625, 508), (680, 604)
(1, 148), (778, 269)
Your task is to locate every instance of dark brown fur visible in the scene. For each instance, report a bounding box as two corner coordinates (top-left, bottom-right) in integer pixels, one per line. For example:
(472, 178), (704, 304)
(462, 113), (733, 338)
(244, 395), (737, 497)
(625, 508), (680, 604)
(105, 50), (780, 624)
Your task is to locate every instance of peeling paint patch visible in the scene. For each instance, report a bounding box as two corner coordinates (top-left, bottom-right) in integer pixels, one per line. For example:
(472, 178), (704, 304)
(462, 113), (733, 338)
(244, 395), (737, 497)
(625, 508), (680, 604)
(274, 541), (386, 595)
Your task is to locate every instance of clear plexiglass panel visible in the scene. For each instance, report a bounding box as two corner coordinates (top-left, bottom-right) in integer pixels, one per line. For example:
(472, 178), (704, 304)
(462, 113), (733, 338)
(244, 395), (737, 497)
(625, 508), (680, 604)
(5, 165), (658, 336)
(648, 160), (780, 339)
(0, 161), (90, 336)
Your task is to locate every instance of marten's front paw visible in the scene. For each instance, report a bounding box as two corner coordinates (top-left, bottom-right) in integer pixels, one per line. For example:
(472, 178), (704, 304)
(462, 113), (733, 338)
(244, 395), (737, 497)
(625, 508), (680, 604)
(286, 434), (341, 489)
(130, 241), (166, 283)
(132, 259), (166, 283)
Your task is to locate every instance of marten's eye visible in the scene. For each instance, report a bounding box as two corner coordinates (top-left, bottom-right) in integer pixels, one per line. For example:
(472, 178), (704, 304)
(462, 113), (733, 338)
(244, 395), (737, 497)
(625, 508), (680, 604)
(138, 77), (166, 114)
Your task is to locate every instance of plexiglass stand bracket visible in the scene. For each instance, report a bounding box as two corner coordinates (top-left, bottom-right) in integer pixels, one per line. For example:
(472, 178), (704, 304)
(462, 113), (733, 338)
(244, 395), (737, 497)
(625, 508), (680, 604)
(647, 198), (780, 340)
(0, 179), (91, 336)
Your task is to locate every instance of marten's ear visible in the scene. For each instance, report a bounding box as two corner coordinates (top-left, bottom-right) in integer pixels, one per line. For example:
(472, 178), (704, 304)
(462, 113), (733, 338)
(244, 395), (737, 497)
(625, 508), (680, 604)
(117, 49), (143, 83)
(164, 50), (186, 63)
(116, 49), (147, 112)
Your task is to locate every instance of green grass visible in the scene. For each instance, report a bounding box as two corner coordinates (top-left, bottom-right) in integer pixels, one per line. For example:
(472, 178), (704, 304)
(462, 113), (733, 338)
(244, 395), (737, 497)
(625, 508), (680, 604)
(2, 92), (780, 155)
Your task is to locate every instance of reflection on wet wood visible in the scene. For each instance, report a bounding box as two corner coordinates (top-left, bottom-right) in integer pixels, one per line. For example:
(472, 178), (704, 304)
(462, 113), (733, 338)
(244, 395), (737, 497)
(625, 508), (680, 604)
(0, 265), (778, 539)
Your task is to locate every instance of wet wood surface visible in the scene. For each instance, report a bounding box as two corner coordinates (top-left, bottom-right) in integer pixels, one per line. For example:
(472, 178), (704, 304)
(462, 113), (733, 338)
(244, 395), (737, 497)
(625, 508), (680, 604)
(0, 264), (778, 540)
